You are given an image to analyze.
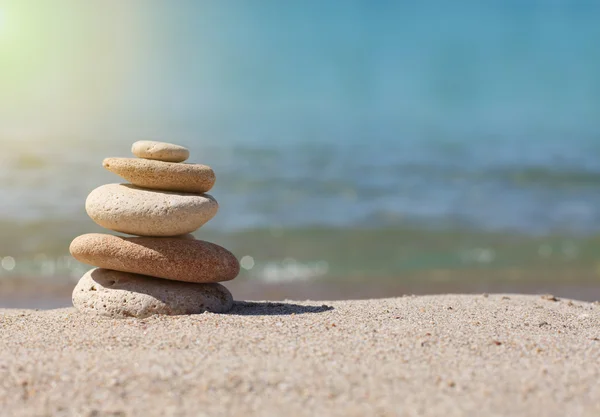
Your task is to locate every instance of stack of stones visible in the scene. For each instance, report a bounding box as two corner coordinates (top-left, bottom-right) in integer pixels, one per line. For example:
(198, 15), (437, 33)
(70, 141), (240, 318)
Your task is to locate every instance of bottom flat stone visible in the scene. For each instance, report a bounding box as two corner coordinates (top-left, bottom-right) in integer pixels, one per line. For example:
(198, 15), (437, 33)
(72, 268), (233, 318)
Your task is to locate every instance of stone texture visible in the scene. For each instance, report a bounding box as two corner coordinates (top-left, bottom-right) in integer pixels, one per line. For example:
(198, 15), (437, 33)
(70, 233), (240, 283)
(85, 184), (218, 237)
(132, 140), (189, 163)
(103, 158), (215, 193)
(72, 268), (233, 318)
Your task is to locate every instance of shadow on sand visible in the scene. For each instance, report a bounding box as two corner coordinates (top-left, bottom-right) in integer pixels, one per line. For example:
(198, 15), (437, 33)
(226, 301), (334, 316)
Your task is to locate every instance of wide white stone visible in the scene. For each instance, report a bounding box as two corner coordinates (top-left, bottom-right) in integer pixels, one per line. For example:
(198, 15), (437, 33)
(85, 183), (218, 236)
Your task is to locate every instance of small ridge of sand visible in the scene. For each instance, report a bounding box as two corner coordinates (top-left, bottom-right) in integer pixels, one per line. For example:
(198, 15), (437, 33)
(1, 294), (599, 416)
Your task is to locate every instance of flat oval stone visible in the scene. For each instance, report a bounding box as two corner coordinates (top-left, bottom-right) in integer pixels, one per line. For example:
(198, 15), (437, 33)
(103, 158), (215, 193)
(132, 140), (189, 163)
(73, 268), (234, 318)
(70, 233), (240, 283)
(85, 184), (218, 237)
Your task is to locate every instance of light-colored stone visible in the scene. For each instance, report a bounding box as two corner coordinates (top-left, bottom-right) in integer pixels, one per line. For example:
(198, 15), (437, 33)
(70, 233), (240, 283)
(85, 184), (218, 237)
(132, 140), (189, 163)
(103, 158), (215, 193)
(72, 268), (233, 318)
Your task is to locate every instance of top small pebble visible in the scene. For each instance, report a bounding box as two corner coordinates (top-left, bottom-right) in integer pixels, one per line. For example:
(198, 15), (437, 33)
(132, 140), (190, 163)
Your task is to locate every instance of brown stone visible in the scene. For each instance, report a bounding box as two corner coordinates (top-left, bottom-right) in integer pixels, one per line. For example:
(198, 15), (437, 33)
(103, 157), (215, 194)
(70, 233), (240, 283)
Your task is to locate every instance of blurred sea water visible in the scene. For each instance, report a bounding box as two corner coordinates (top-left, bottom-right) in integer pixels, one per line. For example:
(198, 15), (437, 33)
(1, 2), (600, 299)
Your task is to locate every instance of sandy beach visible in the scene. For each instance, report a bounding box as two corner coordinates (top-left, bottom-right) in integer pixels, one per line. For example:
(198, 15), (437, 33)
(1, 294), (599, 416)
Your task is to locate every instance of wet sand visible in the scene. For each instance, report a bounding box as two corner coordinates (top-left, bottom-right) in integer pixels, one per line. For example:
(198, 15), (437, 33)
(2, 276), (600, 310)
(1, 294), (599, 416)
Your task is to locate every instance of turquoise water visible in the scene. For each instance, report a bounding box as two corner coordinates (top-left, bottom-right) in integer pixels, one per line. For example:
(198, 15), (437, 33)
(118, 1), (600, 139)
(1, 2), (600, 289)
(4, 137), (600, 236)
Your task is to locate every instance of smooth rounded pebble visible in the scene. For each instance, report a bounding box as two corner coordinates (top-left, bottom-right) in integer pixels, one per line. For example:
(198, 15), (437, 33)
(85, 184), (218, 237)
(70, 233), (240, 283)
(132, 140), (189, 163)
(103, 158), (215, 193)
(72, 268), (233, 318)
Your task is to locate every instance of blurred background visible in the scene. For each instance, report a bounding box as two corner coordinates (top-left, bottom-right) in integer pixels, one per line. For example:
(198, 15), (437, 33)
(1, 1), (600, 308)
